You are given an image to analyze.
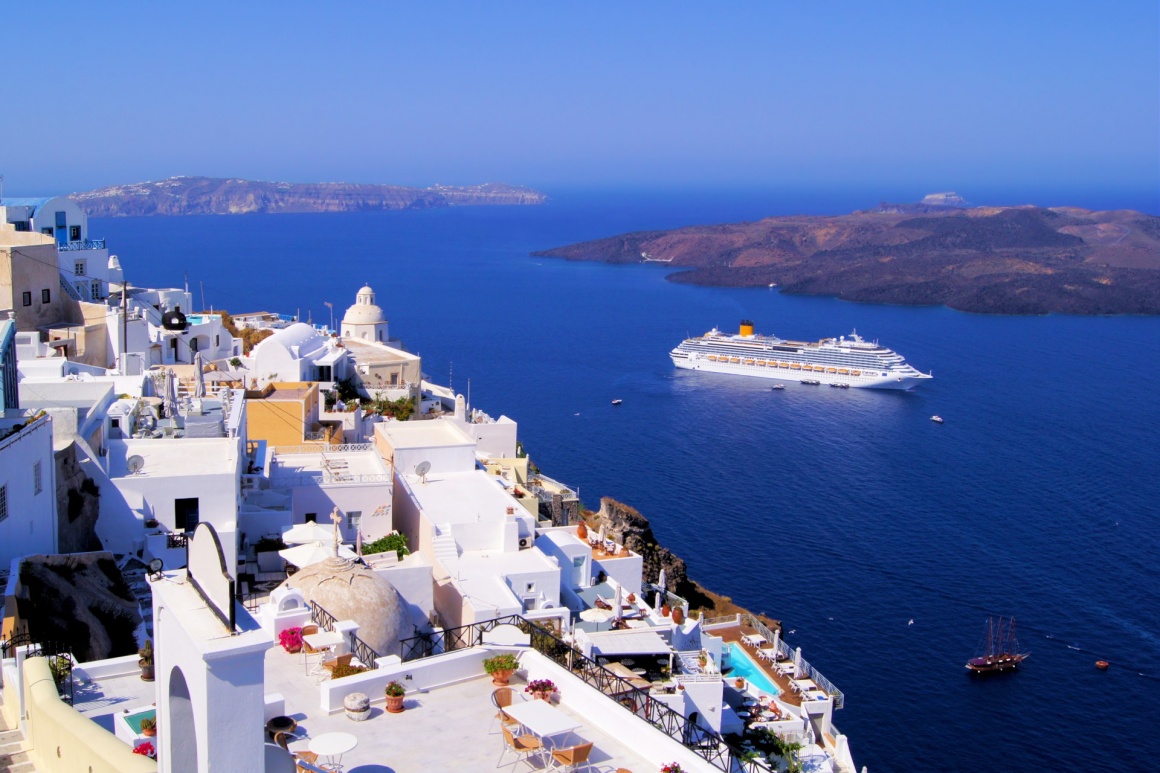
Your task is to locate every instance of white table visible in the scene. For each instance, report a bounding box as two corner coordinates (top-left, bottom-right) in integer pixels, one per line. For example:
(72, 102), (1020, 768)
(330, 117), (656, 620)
(303, 631), (344, 674)
(503, 700), (581, 751)
(309, 731), (357, 768)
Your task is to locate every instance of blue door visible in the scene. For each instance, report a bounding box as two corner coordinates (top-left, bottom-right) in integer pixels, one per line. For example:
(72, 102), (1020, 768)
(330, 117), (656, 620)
(54, 211), (67, 246)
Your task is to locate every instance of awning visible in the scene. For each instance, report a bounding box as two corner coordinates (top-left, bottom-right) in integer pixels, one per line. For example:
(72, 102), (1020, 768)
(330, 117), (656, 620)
(586, 629), (671, 657)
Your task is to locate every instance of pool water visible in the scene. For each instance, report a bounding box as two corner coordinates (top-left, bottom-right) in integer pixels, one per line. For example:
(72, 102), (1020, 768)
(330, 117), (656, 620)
(725, 643), (780, 696)
(124, 708), (156, 734)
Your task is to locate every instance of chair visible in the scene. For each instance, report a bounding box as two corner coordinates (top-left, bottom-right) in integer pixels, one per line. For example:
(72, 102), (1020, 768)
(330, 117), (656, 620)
(301, 624), (323, 674)
(490, 687), (524, 734)
(550, 741), (594, 772)
(498, 725), (543, 770)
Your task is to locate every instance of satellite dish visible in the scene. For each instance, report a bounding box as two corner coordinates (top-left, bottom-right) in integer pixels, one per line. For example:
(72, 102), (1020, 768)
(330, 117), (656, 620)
(415, 460), (431, 484)
(127, 455), (145, 475)
(147, 558), (164, 579)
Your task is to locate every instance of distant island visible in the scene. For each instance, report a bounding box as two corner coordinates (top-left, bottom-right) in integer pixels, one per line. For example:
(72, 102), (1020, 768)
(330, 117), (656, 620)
(70, 176), (548, 217)
(534, 194), (1160, 315)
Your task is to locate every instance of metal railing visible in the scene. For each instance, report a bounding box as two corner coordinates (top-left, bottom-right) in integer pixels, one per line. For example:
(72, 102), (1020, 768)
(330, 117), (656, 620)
(166, 533), (189, 550)
(643, 582), (689, 612)
(309, 600), (382, 668)
(269, 472), (392, 487)
(58, 238), (106, 251)
(397, 615), (773, 773)
(271, 443), (374, 455)
(1, 629), (76, 704)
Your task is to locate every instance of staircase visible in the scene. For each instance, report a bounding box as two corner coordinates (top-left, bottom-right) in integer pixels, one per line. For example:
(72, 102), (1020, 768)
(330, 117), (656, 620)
(0, 698), (36, 773)
(432, 525), (459, 565)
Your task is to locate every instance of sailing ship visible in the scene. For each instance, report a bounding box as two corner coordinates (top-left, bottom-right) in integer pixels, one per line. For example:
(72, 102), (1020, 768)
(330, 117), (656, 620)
(966, 616), (1029, 674)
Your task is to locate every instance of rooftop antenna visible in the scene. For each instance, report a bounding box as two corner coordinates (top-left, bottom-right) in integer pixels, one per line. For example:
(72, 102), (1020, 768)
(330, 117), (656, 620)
(184, 272), (189, 295)
(467, 377), (471, 415)
(415, 460), (431, 485)
(200, 281), (206, 312)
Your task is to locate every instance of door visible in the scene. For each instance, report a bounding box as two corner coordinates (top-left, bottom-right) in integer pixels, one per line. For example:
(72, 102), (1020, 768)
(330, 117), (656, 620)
(572, 555), (587, 587)
(54, 211), (68, 246)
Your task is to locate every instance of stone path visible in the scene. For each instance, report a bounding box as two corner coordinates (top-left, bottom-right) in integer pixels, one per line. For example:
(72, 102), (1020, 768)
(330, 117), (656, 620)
(0, 695), (36, 773)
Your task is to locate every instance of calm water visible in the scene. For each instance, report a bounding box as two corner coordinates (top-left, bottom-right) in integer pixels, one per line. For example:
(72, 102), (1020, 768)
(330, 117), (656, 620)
(98, 191), (1160, 772)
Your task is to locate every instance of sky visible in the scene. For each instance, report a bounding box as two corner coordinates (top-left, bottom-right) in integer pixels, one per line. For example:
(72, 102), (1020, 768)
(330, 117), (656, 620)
(2, 2), (1157, 201)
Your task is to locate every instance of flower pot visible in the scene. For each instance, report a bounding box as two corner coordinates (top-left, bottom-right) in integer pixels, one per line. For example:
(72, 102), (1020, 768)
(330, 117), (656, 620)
(139, 660), (154, 682)
(735, 678), (746, 689)
(672, 607), (685, 625)
(385, 694), (405, 714)
(533, 691), (552, 701)
(490, 668), (514, 686)
(661, 605), (671, 617)
(142, 728), (156, 738)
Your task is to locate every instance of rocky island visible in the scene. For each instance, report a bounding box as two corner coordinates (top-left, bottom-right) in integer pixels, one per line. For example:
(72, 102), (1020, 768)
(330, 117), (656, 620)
(70, 176), (547, 217)
(534, 196), (1160, 315)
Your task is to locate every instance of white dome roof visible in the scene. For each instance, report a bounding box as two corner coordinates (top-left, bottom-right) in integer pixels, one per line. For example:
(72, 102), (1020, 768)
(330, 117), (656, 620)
(281, 555), (410, 657)
(342, 285), (386, 326)
(255, 323), (327, 358)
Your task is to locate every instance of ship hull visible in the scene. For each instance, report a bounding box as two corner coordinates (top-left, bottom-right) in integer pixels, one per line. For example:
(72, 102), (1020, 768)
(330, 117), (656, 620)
(671, 353), (928, 390)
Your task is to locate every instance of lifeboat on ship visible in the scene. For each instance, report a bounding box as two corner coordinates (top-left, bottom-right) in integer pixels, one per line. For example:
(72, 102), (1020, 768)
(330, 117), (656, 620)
(852, 370), (861, 376)
(756, 360), (766, 366)
(744, 359), (755, 365)
(707, 356), (718, 362)
(790, 364), (802, 370)
(826, 367), (838, 374)
(838, 368), (850, 374)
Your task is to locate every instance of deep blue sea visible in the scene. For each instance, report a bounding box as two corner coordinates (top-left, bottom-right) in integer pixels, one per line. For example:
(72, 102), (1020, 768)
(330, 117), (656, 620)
(97, 189), (1160, 773)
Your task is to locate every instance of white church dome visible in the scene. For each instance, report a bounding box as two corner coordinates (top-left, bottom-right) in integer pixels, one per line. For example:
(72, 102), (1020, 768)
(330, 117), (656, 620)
(342, 285), (386, 326)
(281, 555), (410, 657)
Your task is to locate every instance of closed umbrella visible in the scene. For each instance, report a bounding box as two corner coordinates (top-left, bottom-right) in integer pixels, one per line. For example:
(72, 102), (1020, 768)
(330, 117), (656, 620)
(655, 568), (667, 611)
(794, 646), (803, 677)
(356, 528), (363, 558)
(163, 368), (179, 418)
(193, 352), (206, 399)
(771, 628), (781, 659)
(282, 522), (338, 544)
(612, 584), (623, 620)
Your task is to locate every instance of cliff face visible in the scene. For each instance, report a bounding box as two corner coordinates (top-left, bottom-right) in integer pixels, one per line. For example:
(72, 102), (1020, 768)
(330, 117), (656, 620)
(587, 497), (687, 592)
(535, 205), (1160, 315)
(70, 177), (548, 217)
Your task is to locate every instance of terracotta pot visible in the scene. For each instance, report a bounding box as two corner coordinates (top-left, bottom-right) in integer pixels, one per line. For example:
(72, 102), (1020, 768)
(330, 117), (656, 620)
(661, 605), (671, 617)
(139, 661), (154, 682)
(490, 668), (514, 686)
(672, 607), (685, 625)
(142, 727), (156, 738)
(284, 645), (302, 654)
(576, 521), (588, 540)
(533, 691), (552, 701)
(385, 694), (405, 714)
(627, 593), (636, 604)
(735, 678), (746, 689)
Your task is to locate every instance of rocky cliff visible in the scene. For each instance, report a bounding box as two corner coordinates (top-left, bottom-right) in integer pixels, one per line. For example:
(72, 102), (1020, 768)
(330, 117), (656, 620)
(70, 176), (548, 217)
(586, 497), (687, 593)
(535, 203), (1160, 315)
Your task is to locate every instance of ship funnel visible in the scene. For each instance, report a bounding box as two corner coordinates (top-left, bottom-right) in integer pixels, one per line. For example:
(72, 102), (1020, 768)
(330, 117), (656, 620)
(739, 320), (754, 337)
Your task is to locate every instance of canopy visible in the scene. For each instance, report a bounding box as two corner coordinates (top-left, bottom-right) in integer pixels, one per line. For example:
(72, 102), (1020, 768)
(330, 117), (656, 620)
(279, 541), (357, 568)
(579, 608), (613, 623)
(586, 629), (671, 657)
(282, 522), (339, 545)
(193, 352), (206, 399)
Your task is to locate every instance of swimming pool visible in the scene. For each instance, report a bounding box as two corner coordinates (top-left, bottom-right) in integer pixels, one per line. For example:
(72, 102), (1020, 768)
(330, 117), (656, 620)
(726, 643), (780, 696)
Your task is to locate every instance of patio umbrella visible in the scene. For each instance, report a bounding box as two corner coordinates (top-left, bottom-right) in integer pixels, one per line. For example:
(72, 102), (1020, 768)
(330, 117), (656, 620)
(771, 628), (780, 658)
(794, 646), (803, 676)
(579, 608), (613, 623)
(655, 568), (667, 611)
(356, 528), (363, 558)
(163, 369), (179, 418)
(282, 522), (338, 544)
(595, 525), (604, 544)
(612, 584), (623, 619)
(193, 352), (206, 399)
(279, 540), (356, 568)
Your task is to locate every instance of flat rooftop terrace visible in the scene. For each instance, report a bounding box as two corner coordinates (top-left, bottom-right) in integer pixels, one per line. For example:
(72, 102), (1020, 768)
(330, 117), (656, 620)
(343, 338), (418, 365)
(262, 648), (654, 773)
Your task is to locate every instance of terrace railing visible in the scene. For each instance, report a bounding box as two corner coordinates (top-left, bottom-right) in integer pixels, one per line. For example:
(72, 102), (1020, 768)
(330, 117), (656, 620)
(742, 613), (844, 710)
(643, 582), (689, 612)
(398, 615), (774, 773)
(309, 601), (382, 668)
(58, 238), (106, 251)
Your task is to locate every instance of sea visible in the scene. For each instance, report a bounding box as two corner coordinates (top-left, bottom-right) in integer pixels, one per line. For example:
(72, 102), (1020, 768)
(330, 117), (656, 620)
(97, 188), (1160, 773)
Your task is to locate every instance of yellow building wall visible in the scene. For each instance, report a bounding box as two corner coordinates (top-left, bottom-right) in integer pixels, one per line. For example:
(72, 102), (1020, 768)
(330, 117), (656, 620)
(22, 657), (157, 773)
(245, 382), (336, 448)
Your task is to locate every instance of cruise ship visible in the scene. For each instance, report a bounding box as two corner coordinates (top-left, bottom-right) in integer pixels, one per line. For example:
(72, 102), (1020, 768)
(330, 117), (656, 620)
(670, 320), (932, 390)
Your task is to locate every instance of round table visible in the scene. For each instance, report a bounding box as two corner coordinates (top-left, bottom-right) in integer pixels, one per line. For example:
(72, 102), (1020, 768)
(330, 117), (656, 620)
(309, 731), (358, 767)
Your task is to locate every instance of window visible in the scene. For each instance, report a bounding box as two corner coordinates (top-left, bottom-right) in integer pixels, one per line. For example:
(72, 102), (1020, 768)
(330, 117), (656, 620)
(0, 485), (7, 522)
(69, 225), (81, 241)
(305, 512), (317, 523)
(41, 289), (50, 303)
(215, 334), (220, 347)
(524, 582), (535, 593)
(41, 227), (53, 236)
(346, 511), (362, 531)
(91, 281), (101, 299)
(175, 497), (200, 531)
(33, 462), (42, 495)
(14, 221), (28, 232)
(22, 291), (31, 307)
(390, 373), (398, 386)
(74, 261), (86, 276)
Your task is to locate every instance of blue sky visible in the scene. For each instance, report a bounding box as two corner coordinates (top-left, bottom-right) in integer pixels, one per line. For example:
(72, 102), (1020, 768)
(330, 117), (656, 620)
(3, 2), (1157, 201)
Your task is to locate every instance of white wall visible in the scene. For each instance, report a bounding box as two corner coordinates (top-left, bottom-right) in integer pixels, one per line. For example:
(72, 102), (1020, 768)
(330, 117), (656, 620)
(375, 558), (434, 631)
(594, 554), (643, 597)
(289, 482), (392, 542)
(0, 415), (57, 568)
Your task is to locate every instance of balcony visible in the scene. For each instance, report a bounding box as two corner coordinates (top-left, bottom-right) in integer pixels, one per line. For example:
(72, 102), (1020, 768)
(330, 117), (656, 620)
(57, 238), (106, 252)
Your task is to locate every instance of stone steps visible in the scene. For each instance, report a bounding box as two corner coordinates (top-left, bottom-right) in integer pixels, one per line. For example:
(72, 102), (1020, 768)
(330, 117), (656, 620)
(0, 697), (37, 773)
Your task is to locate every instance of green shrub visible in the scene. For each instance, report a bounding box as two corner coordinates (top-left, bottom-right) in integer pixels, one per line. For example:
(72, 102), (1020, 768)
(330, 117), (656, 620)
(362, 531), (409, 560)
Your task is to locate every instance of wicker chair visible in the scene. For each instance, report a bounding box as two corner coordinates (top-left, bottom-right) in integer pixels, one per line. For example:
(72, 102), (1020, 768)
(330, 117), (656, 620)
(550, 741), (594, 772)
(301, 624), (323, 674)
(490, 687), (524, 734)
(498, 725), (543, 770)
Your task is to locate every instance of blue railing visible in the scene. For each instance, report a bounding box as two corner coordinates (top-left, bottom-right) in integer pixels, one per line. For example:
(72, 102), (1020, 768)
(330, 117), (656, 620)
(58, 238), (106, 251)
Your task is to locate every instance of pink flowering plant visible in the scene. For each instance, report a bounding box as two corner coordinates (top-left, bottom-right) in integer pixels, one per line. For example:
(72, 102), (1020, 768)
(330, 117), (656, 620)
(661, 764), (684, 773)
(525, 679), (558, 695)
(278, 627), (303, 652)
(133, 741), (157, 759)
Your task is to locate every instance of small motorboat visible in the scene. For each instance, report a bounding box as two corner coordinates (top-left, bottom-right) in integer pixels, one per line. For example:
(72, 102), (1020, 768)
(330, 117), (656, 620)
(1095, 660), (1110, 670)
(771, 384), (785, 390)
(931, 415), (945, 424)
(611, 399), (623, 406)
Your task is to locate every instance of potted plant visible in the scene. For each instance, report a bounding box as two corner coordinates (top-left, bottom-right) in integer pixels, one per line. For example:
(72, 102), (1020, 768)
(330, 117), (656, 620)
(672, 607), (685, 625)
(484, 653), (519, 685)
(697, 650), (708, 668)
(278, 627), (303, 654)
(661, 764), (684, 773)
(735, 677), (746, 689)
(144, 518), (159, 529)
(139, 640), (154, 682)
(385, 680), (406, 713)
(140, 716), (157, 738)
(576, 520), (588, 540)
(661, 604), (671, 617)
(525, 679), (558, 701)
(48, 655), (72, 692)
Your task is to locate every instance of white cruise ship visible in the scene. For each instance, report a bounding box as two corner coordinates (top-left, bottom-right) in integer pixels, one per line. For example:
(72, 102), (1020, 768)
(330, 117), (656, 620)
(670, 320), (932, 390)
